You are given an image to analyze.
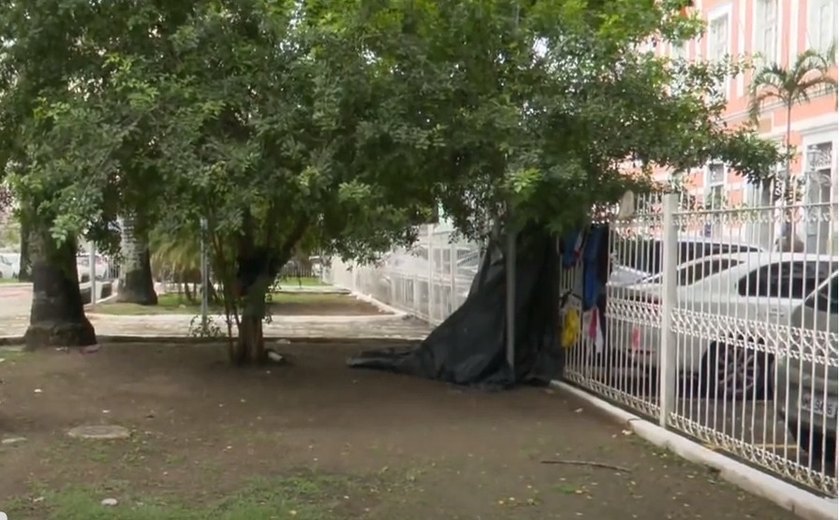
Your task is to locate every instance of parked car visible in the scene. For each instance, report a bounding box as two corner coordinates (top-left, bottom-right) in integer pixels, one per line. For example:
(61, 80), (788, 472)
(776, 271), (838, 473)
(0, 253), (16, 279)
(76, 254), (109, 281)
(610, 236), (765, 286)
(609, 252), (838, 399)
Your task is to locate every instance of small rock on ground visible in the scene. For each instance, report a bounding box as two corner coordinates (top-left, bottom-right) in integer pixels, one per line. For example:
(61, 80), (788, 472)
(101, 498), (118, 507)
(67, 425), (130, 440)
(1, 436), (26, 445)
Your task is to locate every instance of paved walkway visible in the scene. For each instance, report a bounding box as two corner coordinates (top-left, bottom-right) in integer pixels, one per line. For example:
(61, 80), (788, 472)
(0, 313), (432, 342)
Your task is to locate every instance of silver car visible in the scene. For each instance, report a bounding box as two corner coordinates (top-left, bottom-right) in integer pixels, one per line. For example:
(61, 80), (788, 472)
(776, 271), (838, 473)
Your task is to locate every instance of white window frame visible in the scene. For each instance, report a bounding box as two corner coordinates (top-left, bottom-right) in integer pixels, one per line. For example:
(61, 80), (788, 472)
(752, 0), (781, 64)
(807, 0), (838, 53)
(707, 6), (733, 100)
(706, 162), (727, 209)
(801, 129), (837, 251)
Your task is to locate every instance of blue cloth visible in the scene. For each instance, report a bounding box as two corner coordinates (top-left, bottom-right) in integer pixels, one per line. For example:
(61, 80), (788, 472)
(582, 226), (605, 310)
(562, 230), (582, 269)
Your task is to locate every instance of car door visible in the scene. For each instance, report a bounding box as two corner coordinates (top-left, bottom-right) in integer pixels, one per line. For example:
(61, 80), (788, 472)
(784, 272), (839, 430)
(734, 261), (827, 324)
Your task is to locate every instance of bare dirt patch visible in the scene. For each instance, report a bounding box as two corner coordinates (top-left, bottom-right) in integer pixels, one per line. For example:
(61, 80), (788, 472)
(0, 343), (796, 519)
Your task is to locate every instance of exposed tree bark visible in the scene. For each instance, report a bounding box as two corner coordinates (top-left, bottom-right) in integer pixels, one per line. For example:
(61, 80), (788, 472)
(227, 215), (309, 365)
(230, 273), (272, 365)
(17, 215), (32, 281)
(117, 216), (158, 305)
(24, 226), (96, 349)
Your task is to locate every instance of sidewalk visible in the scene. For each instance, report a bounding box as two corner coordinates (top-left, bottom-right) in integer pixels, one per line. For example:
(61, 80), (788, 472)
(0, 312), (433, 343)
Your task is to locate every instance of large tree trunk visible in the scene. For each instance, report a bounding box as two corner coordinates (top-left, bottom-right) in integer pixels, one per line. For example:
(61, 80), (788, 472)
(229, 273), (272, 365)
(117, 216), (158, 305)
(25, 227), (96, 349)
(17, 216), (32, 281)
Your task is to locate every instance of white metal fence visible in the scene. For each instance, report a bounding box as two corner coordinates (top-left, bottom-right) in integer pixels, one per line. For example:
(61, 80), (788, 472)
(325, 224), (480, 324)
(564, 193), (838, 497)
(325, 195), (838, 498)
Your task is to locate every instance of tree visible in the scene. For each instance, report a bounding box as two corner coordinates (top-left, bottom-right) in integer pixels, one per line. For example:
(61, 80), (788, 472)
(749, 46), (837, 211)
(0, 0), (781, 359)
(116, 215), (158, 305)
(0, 0), (123, 347)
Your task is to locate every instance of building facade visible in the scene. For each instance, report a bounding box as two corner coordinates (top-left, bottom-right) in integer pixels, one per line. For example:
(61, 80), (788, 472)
(656, 0), (837, 252)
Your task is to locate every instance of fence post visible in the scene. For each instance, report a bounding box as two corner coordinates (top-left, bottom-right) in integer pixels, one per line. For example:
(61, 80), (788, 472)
(505, 226), (517, 370)
(449, 240), (457, 314)
(200, 217), (209, 332)
(427, 225), (434, 322)
(89, 242), (96, 308)
(659, 193), (678, 427)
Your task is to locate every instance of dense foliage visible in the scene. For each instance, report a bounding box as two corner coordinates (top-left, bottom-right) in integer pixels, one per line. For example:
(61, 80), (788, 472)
(0, 0), (782, 357)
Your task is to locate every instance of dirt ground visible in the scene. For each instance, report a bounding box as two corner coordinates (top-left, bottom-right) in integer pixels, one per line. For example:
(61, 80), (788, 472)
(0, 342), (797, 519)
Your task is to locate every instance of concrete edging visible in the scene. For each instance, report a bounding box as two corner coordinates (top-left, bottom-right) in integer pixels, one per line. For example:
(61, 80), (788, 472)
(339, 287), (408, 317)
(0, 335), (419, 347)
(551, 380), (838, 520)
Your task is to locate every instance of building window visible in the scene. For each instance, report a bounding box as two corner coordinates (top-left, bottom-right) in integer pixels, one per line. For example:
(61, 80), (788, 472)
(708, 13), (730, 98)
(808, 0), (838, 53)
(706, 163), (726, 209)
(754, 0), (779, 63)
(804, 142), (834, 252)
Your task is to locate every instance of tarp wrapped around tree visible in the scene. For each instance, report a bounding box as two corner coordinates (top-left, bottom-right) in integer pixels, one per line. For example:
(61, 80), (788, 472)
(347, 227), (564, 390)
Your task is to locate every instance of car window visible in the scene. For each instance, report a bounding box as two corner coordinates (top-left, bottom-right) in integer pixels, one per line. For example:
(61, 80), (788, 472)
(805, 275), (839, 315)
(737, 261), (835, 299)
(676, 258), (741, 286)
(644, 258), (741, 286)
(615, 239), (760, 276)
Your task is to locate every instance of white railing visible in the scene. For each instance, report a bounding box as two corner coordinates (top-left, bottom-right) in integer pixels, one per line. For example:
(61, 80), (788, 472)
(325, 224), (480, 324)
(326, 194), (839, 498)
(565, 192), (838, 497)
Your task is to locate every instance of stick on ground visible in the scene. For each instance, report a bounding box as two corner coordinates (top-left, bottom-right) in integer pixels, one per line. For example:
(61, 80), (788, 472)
(540, 459), (631, 472)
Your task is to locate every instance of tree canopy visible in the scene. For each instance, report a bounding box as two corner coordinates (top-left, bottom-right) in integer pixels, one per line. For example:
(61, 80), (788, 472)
(0, 0), (782, 357)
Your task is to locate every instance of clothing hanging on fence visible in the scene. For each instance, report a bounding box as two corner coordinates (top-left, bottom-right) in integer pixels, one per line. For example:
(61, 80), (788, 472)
(562, 230), (584, 269)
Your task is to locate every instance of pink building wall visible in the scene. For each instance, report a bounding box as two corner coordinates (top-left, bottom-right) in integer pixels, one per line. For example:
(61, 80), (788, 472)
(654, 0), (838, 210)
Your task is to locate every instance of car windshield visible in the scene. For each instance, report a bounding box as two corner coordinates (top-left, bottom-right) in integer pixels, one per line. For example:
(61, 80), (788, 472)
(642, 257), (742, 286)
(614, 238), (759, 275)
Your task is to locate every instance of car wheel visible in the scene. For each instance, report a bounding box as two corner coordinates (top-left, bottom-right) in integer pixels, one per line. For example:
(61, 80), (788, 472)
(792, 424), (837, 476)
(703, 342), (773, 400)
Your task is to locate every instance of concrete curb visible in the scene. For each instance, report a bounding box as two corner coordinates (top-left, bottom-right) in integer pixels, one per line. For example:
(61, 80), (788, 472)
(0, 335), (419, 347)
(340, 287), (408, 317)
(0, 336), (23, 346)
(551, 380), (838, 520)
(0, 282), (31, 288)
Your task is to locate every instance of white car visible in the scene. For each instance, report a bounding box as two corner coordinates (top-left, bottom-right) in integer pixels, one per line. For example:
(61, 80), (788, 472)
(609, 252), (838, 399)
(76, 254), (110, 281)
(776, 272), (838, 473)
(609, 236), (765, 286)
(0, 253), (16, 279)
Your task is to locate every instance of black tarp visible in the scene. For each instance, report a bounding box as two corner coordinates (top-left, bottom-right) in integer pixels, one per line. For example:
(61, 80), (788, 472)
(346, 228), (563, 390)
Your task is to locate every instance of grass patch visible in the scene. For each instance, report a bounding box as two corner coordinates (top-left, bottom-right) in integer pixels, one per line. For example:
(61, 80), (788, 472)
(94, 292), (349, 316)
(8, 474), (374, 520)
(274, 276), (326, 287)
(0, 347), (28, 363)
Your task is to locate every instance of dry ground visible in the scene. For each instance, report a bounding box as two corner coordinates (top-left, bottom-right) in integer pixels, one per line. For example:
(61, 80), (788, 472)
(0, 341), (797, 519)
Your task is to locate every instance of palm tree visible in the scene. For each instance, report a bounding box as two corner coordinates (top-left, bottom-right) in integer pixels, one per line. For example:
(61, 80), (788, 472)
(749, 44), (837, 247)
